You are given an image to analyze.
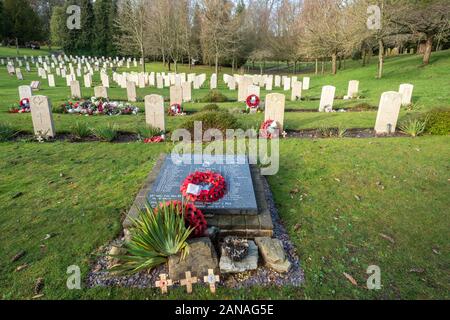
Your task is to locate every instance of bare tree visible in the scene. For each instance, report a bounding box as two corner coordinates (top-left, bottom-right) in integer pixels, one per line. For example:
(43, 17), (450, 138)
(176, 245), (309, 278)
(115, 0), (150, 72)
(199, 0), (233, 76)
(299, 0), (355, 75)
(395, 0), (450, 65)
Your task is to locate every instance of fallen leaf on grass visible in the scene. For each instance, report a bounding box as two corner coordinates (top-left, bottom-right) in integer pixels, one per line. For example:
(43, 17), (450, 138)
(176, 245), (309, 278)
(432, 248), (441, 255)
(34, 278), (44, 295)
(32, 294), (44, 300)
(11, 251), (26, 263)
(294, 224), (301, 232)
(409, 268), (425, 274)
(15, 264), (29, 272)
(12, 192), (24, 199)
(343, 272), (358, 286)
(354, 195), (362, 201)
(379, 233), (395, 244)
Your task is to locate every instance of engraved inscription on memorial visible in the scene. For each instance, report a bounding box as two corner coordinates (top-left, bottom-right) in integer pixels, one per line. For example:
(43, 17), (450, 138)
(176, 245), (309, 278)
(147, 155), (258, 215)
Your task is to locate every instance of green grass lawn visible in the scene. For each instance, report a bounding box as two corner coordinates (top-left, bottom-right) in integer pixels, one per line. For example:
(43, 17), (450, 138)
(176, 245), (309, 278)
(0, 50), (449, 300)
(0, 46), (57, 58)
(1, 50), (449, 134)
(0, 137), (448, 300)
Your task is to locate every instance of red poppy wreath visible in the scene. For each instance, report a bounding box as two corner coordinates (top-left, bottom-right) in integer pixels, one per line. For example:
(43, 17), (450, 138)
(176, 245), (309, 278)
(246, 94), (260, 109)
(180, 171), (227, 203)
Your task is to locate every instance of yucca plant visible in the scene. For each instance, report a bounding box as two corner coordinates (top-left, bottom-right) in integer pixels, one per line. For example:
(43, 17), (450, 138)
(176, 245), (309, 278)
(399, 118), (427, 137)
(70, 121), (91, 140)
(0, 122), (19, 142)
(318, 124), (334, 138)
(92, 123), (119, 142)
(337, 124), (348, 138)
(111, 201), (193, 274)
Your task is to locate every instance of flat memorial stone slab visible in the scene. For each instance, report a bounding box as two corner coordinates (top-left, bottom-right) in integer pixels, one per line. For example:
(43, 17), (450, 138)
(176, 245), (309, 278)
(147, 155), (258, 215)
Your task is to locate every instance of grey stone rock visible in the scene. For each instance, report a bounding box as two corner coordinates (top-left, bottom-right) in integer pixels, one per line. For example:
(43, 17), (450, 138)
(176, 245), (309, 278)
(255, 237), (291, 273)
(220, 240), (258, 274)
(168, 237), (219, 281)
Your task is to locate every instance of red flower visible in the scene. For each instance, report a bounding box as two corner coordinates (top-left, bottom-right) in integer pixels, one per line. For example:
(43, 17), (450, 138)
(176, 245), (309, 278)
(168, 103), (182, 116)
(157, 201), (207, 238)
(246, 94), (260, 109)
(144, 135), (164, 144)
(180, 171), (227, 203)
(260, 119), (279, 139)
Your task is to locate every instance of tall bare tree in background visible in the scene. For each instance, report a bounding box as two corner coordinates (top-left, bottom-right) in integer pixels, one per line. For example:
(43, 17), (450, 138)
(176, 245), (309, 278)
(200, 0), (233, 76)
(115, 0), (150, 72)
(299, 0), (354, 75)
(395, 0), (450, 65)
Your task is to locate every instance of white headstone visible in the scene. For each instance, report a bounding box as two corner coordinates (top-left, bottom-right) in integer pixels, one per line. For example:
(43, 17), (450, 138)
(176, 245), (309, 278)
(302, 77), (310, 90)
(238, 77), (253, 102)
(94, 86), (108, 99)
(19, 85), (33, 100)
(291, 81), (302, 101)
(182, 82), (192, 102)
(375, 92), (402, 134)
(170, 85), (183, 105)
(70, 80), (82, 99)
(30, 96), (56, 138)
(265, 93), (286, 131)
(127, 81), (137, 102)
(145, 95), (165, 131)
(210, 74), (217, 89)
(247, 85), (260, 97)
(347, 80), (359, 98)
(399, 84), (413, 106)
(283, 78), (291, 91)
(319, 86), (336, 112)
(48, 74), (55, 87)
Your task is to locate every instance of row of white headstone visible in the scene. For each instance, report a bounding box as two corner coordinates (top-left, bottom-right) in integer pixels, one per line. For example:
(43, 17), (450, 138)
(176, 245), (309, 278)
(318, 82), (413, 113)
(22, 84), (410, 141)
(223, 75), (311, 101)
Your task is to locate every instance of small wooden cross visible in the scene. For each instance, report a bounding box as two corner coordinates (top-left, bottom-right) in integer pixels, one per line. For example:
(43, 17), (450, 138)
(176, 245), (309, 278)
(155, 274), (173, 294)
(180, 271), (198, 294)
(203, 269), (220, 294)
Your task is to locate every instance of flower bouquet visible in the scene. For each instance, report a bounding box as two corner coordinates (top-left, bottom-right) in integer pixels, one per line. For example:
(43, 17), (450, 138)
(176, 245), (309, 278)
(9, 98), (31, 113)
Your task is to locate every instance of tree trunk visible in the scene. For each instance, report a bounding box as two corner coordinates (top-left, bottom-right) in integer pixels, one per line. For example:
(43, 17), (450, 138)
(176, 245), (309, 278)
(141, 48), (146, 73)
(338, 55), (342, 70)
(362, 49), (366, 67)
(315, 59), (318, 74)
(321, 60), (325, 74)
(174, 60), (178, 73)
(16, 38), (19, 56)
(378, 39), (384, 79)
(423, 35), (433, 65)
(331, 53), (337, 75)
(215, 53), (219, 78)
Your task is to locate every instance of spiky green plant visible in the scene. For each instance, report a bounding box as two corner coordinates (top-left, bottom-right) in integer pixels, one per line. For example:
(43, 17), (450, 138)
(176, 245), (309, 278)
(399, 118), (427, 137)
(70, 121), (91, 140)
(92, 123), (118, 142)
(136, 124), (162, 140)
(111, 201), (193, 274)
(337, 125), (348, 138)
(318, 124), (334, 138)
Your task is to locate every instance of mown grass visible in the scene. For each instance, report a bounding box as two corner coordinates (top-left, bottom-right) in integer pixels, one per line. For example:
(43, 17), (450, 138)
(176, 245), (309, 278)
(1, 50), (449, 134)
(0, 137), (448, 300)
(0, 50), (449, 300)
(0, 46), (56, 58)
